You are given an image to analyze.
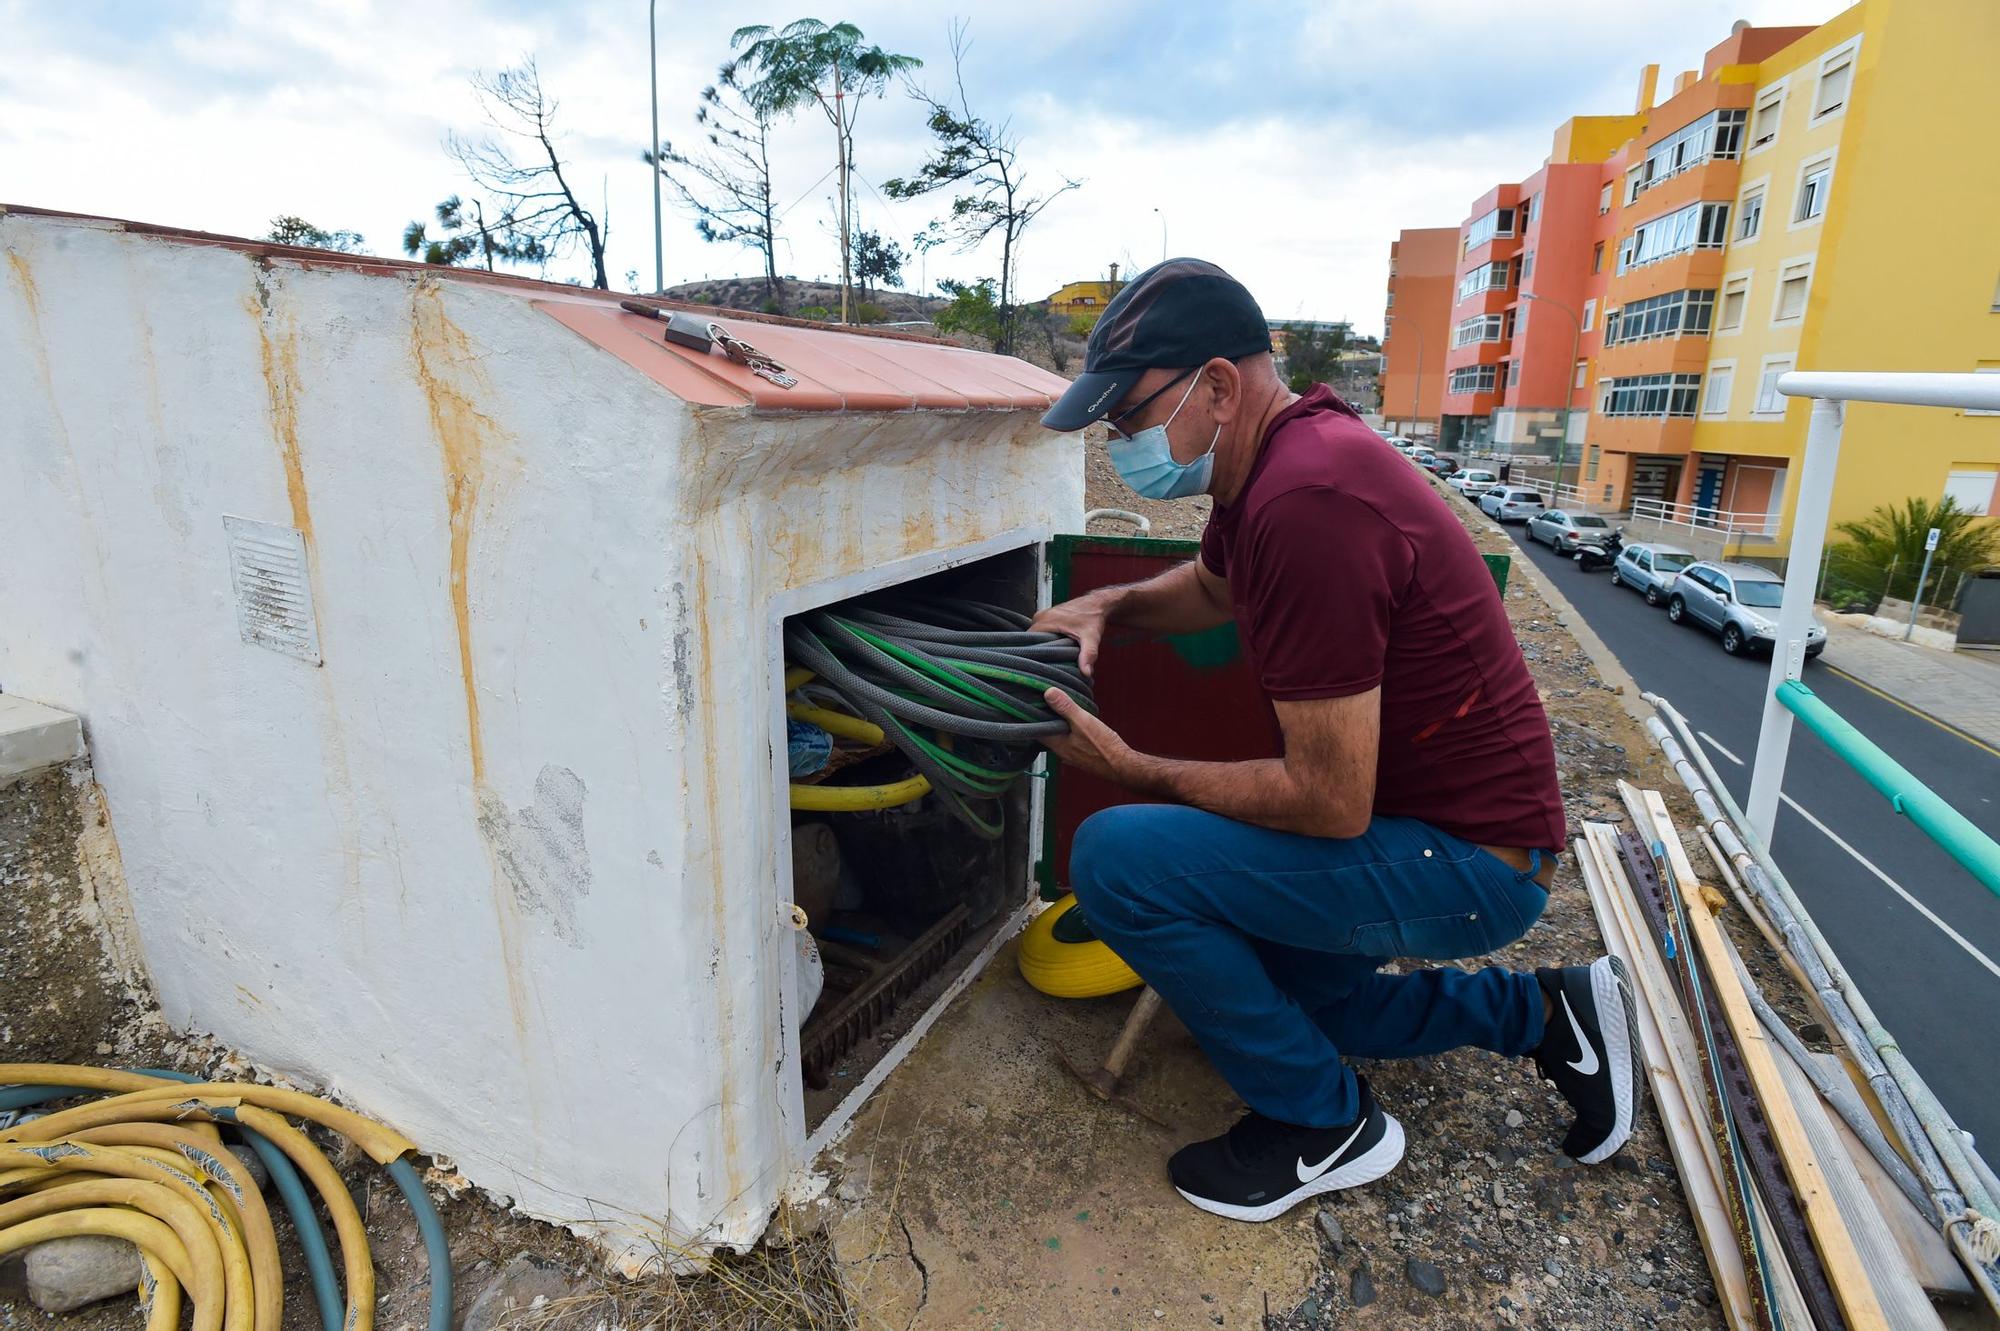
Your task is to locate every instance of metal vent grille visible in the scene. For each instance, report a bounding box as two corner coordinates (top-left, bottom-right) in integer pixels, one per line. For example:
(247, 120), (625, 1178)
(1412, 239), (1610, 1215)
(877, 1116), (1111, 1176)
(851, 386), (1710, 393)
(222, 516), (322, 665)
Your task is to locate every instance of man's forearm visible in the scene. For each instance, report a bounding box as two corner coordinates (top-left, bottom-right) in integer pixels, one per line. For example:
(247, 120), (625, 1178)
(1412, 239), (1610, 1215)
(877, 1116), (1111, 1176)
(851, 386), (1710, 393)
(1121, 752), (1367, 839)
(1095, 561), (1230, 636)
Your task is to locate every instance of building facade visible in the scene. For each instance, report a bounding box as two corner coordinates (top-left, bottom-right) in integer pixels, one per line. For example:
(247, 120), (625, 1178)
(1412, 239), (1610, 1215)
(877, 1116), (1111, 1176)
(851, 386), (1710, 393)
(1381, 227), (1457, 439)
(1407, 0), (2000, 549)
(1045, 265), (1125, 329)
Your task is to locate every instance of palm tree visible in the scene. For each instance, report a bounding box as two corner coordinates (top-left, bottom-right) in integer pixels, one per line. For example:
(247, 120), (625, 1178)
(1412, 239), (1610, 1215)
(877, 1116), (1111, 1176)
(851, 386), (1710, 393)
(1831, 496), (1999, 605)
(727, 20), (919, 324)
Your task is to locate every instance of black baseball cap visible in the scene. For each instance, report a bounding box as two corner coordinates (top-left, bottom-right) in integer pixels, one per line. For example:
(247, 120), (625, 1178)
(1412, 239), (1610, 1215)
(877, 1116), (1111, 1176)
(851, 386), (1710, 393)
(1041, 258), (1272, 431)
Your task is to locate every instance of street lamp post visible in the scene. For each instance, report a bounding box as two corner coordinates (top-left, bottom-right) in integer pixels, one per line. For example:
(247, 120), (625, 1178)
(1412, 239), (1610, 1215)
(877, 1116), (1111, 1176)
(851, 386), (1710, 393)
(1521, 292), (1584, 503)
(649, 0), (664, 294)
(1152, 207), (1167, 263)
(1407, 323), (1426, 440)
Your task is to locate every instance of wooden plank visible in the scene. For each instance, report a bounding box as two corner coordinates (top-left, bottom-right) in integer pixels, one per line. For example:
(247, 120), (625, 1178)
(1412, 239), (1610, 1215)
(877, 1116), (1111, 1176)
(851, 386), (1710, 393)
(1772, 1029), (1947, 1329)
(1640, 788), (1893, 1331)
(1577, 828), (1757, 1330)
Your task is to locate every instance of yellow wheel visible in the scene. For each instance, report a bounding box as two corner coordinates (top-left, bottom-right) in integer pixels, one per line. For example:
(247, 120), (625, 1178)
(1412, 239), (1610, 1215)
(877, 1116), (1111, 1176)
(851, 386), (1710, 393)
(1018, 894), (1143, 999)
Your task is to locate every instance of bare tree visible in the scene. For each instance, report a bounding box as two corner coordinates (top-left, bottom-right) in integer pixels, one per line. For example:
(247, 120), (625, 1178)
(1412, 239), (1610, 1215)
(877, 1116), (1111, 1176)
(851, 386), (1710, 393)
(448, 60), (609, 289)
(883, 22), (1077, 354)
(646, 64), (778, 295)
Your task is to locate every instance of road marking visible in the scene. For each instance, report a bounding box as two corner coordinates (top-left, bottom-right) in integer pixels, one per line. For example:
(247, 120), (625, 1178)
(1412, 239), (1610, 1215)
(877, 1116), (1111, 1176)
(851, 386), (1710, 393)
(1698, 732), (1744, 766)
(1778, 793), (2000, 981)
(1822, 663), (2000, 761)
(1693, 729), (2000, 979)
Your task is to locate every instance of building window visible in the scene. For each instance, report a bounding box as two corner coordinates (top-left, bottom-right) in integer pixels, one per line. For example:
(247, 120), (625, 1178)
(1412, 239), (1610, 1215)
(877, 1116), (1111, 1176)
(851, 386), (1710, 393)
(1582, 298), (1597, 332)
(1633, 108), (1749, 197)
(1522, 250), (1536, 280)
(1454, 313), (1506, 346)
(1702, 363), (1736, 416)
(1602, 289), (1718, 345)
(1521, 195), (1536, 225)
(1794, 156), (1833, 223)
(1505, 360), (1518, 388)
(1738, 187), (1764, 242)
(1448, 364), (1499, 395)
(1772, 259), (1814, 325)
(1749, 85), (1785, 152)
(1599, 183), (1612, 216)
(1574, 360), (1589, 389)
(1455, 260), (1513, 302)
(1718, 275), (1751, 332)
(1625, 165), (1645, 206)
(1463, 206), (1517, 254)
(1601, 373), (1703, 418)
(1587, 445), (1602, 481)
(1945, 469), (1997, 514)
(1504, 308), (1518, 337)
(1754, 356), (1796, 415)
(1593, 241), (1605, 274)
(1813, 45), (1856, 120)
(1617, 201), (1731, 273)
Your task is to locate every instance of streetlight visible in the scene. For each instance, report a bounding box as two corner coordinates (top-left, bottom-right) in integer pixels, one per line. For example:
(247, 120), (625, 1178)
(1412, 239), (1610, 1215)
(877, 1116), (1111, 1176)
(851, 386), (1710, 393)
(1405, 321), (1426, 441)
(1152, 207), (1167, 263)
(1520, 292), (1584, 503)
(649, 0), (664, 294)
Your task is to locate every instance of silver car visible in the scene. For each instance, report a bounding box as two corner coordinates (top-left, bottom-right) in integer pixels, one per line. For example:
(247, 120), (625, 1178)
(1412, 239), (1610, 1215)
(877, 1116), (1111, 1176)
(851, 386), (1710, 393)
(1480, 487), (1545, 522)
(1526, 509), (1616, 552)
(1611, 541), (1696, 606)
(1666, 560), (1827, 658)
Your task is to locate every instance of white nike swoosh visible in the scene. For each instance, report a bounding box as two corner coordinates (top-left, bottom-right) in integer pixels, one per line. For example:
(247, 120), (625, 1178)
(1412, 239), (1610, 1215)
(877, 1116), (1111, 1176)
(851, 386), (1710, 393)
(1296, 1116), (1370, 1183)
(1561, 992), (1600, 1077)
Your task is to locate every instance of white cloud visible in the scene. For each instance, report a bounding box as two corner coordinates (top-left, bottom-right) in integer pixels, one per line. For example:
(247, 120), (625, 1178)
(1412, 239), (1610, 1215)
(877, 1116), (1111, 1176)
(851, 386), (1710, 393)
(3, 0), (1848, 339)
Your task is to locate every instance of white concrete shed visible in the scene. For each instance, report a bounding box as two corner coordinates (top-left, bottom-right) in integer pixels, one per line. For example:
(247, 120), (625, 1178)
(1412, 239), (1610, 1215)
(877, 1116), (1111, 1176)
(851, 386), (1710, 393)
(0, 205), (1081, 1261)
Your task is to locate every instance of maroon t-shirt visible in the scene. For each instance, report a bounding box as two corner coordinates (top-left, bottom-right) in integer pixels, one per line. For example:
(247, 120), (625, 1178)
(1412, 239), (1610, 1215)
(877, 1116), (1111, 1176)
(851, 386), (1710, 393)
(1198, 385), (1566, 851)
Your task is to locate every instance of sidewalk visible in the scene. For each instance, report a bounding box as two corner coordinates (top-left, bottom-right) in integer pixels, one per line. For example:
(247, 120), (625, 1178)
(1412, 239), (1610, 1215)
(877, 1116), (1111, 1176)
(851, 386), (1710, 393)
(1819, 617), (2000, 751)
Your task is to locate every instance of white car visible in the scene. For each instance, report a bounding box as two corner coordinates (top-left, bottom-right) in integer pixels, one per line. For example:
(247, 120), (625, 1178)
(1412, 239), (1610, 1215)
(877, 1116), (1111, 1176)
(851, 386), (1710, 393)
(1450, 468), (1500, 498)
(1480, 487), (1545, 522)
(1383, 435), (1416, 452)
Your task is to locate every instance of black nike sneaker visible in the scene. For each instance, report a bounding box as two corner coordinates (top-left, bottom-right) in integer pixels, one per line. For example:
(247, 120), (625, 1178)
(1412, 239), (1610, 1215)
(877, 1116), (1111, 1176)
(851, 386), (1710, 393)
(1532, 956), (1643, 1164)
(1168, 1076), (1405, 1222)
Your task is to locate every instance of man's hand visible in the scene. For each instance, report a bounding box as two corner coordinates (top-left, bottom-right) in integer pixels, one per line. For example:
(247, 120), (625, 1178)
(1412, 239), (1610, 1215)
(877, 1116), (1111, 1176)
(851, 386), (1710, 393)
(1030, 594), (1112, 678)
(1041, 688), (1143, 786)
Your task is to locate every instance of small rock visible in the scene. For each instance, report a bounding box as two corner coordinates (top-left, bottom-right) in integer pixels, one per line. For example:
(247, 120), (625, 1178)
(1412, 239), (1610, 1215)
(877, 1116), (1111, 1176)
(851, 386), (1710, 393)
(461, 1254), (574, 1331)
(1543, 1258), (1564, 1278)
(1316, 1208), (1344, 1252)
(836, 1153), (873, 1202)
(1663, 1296), (1683, 1312)
(1407, 1258), (1446, 1297)
(1634, 1272), (1653, 1288)
(1491, 1181), (1506, 1206)
(1349, 1264), (1377, 1307)
(25, 1236), (143, 1313)
(1482, 1263), (1509, 1284)
(1298, 1294), (1321, 1319)
(1504, 1109), (1525, 1128)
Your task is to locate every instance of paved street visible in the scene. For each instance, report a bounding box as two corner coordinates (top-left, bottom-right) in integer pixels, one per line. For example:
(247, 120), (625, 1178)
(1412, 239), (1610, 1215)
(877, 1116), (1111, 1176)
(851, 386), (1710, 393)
(1489, 502), (2000, 1154)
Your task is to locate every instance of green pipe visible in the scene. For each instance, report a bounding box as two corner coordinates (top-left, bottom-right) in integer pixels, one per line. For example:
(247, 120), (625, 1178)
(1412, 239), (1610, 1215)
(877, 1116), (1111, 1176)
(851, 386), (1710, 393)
(1776, 679), (2000, 898)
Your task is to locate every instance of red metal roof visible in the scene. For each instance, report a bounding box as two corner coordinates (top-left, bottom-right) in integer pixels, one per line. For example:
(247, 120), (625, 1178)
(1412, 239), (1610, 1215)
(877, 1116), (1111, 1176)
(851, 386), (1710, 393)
(1, 203), (1071, 415)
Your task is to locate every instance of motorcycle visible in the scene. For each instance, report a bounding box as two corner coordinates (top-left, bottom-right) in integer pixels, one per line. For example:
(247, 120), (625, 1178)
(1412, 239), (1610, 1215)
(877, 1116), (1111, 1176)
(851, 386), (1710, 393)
(1572, 530), (1623, 572)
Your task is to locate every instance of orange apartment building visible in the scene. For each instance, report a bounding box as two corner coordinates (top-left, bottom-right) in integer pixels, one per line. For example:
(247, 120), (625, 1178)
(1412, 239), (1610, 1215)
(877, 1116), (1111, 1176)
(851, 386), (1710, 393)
(1380, 228), (1456, 439)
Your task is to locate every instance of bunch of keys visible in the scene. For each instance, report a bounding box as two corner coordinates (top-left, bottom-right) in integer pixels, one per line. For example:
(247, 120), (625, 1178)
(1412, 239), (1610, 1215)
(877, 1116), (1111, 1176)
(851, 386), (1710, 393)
(708, 322), (798, 389)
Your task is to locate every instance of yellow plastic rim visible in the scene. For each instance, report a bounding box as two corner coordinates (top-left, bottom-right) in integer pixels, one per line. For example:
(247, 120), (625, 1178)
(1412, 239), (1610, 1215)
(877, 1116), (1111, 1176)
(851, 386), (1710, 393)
(1017, 894), (1143, 999)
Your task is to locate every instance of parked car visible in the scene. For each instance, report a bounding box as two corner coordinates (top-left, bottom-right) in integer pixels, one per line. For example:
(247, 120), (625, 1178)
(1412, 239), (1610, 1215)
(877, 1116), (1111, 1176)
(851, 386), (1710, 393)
(1383, 435), (1416, 452)
(1449, 468), (1500, 497)
(1422, 453), (1460, 476)
(1611, 542), (1697, 605)
(1666, 561), (1827, 658)
(1409, 446), (1436, 466)
(1525, 509), (1617, 552)
(1480, 487), (1545, 522)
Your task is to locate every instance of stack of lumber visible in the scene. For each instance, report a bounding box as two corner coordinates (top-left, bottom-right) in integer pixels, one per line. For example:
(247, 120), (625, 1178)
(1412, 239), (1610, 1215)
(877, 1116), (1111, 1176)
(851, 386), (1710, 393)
(1575, 781), (1975, 1331)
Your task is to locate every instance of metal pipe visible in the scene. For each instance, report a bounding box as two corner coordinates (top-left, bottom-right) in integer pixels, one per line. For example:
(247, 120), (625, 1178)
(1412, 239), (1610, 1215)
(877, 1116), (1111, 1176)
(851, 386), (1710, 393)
(649, 0), (664, 294)
(1778, 370), (2000, 411)
(1746, 395), (1843, 843)
(1774, 680), (2000, 898)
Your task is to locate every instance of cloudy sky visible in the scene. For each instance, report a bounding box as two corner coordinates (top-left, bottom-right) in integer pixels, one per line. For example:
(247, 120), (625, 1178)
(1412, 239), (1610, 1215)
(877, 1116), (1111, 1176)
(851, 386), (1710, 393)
(4, 0), (1845, 337)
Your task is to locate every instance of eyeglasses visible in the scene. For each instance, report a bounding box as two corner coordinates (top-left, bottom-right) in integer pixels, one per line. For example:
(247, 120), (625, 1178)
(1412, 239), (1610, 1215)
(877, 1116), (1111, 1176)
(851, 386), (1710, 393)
(1105, 367), (1197, 440)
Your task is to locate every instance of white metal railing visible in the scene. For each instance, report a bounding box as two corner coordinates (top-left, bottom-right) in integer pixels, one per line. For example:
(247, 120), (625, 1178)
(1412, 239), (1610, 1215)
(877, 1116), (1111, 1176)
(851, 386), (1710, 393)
(1628, 495), (1779, 544)
(1747, 371), (2000, 844)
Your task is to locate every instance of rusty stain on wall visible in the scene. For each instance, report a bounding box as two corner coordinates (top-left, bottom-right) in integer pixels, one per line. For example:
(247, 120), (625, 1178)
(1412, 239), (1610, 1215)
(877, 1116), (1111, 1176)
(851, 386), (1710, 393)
(247, 277), (315, 542)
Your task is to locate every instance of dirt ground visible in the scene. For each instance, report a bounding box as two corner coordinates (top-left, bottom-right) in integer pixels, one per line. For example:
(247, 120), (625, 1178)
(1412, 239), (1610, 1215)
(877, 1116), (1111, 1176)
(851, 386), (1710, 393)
(1, 427), (1842, 1331)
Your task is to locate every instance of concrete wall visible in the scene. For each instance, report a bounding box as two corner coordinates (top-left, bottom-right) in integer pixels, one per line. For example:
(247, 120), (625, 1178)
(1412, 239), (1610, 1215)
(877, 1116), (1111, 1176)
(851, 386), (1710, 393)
(0, 211), (1082, 1260)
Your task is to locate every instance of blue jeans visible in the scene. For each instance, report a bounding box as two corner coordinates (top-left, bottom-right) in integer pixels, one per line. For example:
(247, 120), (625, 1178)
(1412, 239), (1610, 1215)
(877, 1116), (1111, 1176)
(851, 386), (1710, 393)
(1070, 806), (1552, 1128)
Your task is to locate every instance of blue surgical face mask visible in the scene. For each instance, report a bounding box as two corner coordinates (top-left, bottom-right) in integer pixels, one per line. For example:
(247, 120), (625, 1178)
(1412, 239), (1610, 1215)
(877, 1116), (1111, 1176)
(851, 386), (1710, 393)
(1107, 374), (1220, 500)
